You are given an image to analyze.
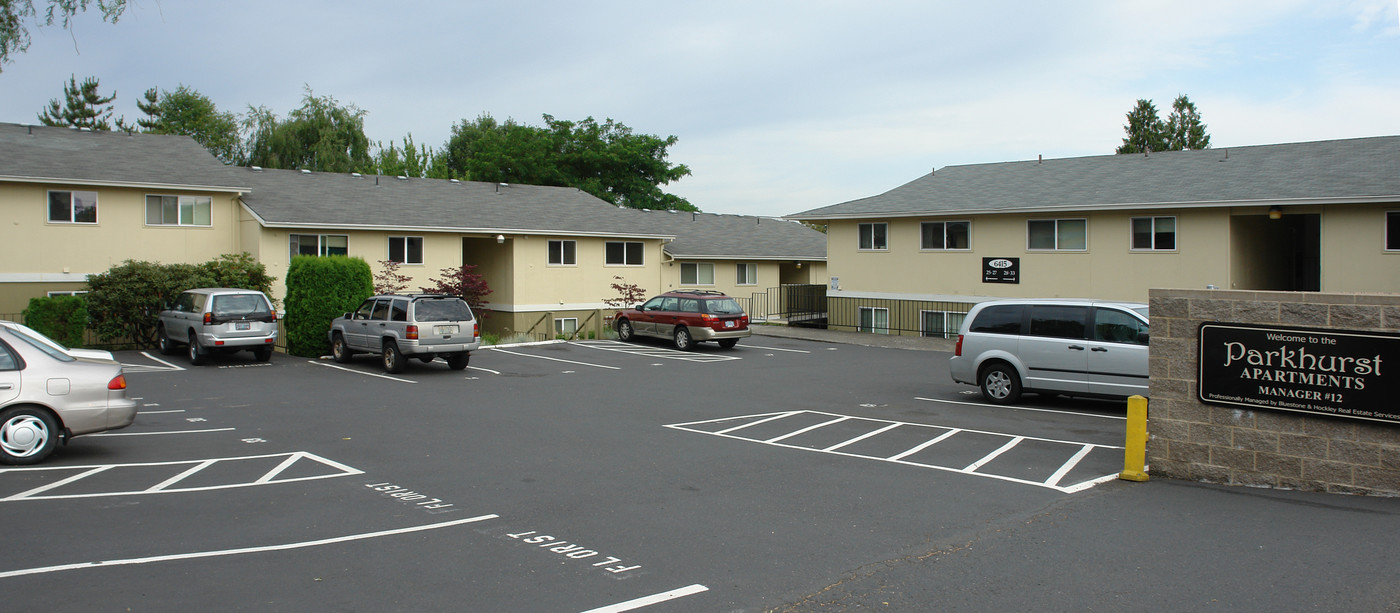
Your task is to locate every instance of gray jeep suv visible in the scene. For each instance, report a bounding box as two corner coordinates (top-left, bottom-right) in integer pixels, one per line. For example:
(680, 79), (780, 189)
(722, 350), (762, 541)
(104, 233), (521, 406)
(328, 294), (481, 373)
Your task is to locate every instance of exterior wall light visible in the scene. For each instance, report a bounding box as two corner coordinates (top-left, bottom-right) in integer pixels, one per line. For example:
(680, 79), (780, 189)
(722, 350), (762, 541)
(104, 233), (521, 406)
(497, 235), (505, 244)
(1268, 206), (1283, 220)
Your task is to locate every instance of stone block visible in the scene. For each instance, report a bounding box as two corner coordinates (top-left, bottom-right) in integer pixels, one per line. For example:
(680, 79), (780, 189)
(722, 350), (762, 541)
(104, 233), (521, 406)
(1354, 294), (1400, 307)
(1257, 453), (1303, 477)
(1149, 296), (1190, 318)
(1189, 299), (1235, 320)
(1190, 423), (1233, 446)
(1169, 403), (1212, 423)
(1277, 476), (1328, 493)
(1354, 424), (1400, 446)
(1150, 419), (1190, 443)
(1279, 302), (1329, 326)
(1301, 458), (1354, 484)
(1255, 411), (1308, 435)
(1232, 301), (1280, 323)
(1212, 447), (1256, 470)
(1211, 406), (1256, 427)
(1328, 305), (1382, 329)
(1191, 463), (1232, 483)
(1233, 429), (1279, 452)
(1381, 445), (1400, 470)
(1352, 466), (1400, 494)
(1328, 440), (1381, 466)
(1303, 417), (1357, 441)
(1383, 306), (1400, 329)
(1279, 434), (1329, 460)
(1229, 470), (1278, 488)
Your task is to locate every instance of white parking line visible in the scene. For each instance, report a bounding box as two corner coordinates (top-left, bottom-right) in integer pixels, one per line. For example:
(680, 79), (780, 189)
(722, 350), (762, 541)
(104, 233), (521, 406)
(579, 584), (710, 613)
(741, 343), (811, 353)
(0, 514), (499, 579)
(487, 347), (620, 369)
(90, 428), (236, 437)
(309, 360), (418, 383)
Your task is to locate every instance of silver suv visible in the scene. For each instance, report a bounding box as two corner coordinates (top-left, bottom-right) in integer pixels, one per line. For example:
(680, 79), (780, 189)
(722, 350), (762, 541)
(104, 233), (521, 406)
(157, 288), (278, 365)
(948, 299), (1149, 404)
(328, 294), (481, 373)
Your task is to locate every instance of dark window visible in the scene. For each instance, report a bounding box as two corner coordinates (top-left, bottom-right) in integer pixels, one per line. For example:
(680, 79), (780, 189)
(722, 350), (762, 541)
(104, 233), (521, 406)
(1093, 308), (1148, 344)
(389, 237), (423, 264)
(0, 341), (18, 371)
(921, 221), (970, 250)
(414, 299), (473, 322)
(48, 190), (98, 224)
(605, 241), (643, 265)
(703, 298), (744, 315)
(370, 299), (391, 321)
(859, 223), (887, 250)
(969, 304), (1024, 334)
(1388, 212), (1400, 251)
(354, 300), (375, 320)
(641, 297), (665, 311)
(390, 299), (410, 322)
(1027, 305), (1088, 339)
(1131, 217), (1176, 250)
(549, 240), (577, 265)
(679, 298), (700, 313)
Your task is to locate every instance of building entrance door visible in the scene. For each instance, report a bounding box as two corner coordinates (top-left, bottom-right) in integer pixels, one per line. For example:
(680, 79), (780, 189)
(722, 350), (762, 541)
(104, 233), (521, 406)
(1229, 212), (1320, 291)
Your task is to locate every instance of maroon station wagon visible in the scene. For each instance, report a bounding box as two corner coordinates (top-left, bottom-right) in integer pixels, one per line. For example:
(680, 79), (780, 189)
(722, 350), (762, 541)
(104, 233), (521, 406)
(614, 290), (751, 350)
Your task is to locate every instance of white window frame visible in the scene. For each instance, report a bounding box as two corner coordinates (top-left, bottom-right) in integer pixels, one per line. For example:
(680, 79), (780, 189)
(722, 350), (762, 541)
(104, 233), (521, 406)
(1130, 216), (1177, 251)
(46, 290), (88, 297)
(920, 310), (966, 339)
(737, 263), (757, 285)
(145, 195), (213, 227)
(681, 262), (715, 285)
(548, 240), (577, 266)
(858, 223), (888, 251)
(47, 190), (99, 224)
(858, 306), (890, 335)
(1026, 218), (1088, 251)
(920, 221), (971, 251)
(605, 241), (644, 266)
(388, 236), (424, 265)
(290, 234), (349, 259)
(1387, 211), (1400, 252)
(554, 317), (578, 338)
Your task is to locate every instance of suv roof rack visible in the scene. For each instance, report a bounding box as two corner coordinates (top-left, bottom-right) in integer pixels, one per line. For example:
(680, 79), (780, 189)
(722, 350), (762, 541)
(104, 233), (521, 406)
(666, 289), (727, 296)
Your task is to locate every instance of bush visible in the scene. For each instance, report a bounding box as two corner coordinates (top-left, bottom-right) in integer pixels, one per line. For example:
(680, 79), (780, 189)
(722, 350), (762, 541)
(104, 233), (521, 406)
(21, 295), (89, 348)
(85, 254), (275, 348)
(284, 255), (372, 357)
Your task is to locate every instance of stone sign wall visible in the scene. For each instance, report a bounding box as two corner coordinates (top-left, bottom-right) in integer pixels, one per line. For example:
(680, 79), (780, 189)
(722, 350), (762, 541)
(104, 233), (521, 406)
(1148, 289), (1400, 496)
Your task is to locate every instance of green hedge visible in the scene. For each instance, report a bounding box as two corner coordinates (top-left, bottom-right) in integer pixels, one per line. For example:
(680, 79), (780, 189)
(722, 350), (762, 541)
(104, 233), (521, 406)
(21, 295), (89, 348)
(284, 255), (373, 357)
(86, 254), (275, 348)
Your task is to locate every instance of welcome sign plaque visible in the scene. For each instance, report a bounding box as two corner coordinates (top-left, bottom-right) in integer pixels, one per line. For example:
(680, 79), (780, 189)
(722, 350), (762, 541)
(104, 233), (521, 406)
(1198, 322), (1399, 425)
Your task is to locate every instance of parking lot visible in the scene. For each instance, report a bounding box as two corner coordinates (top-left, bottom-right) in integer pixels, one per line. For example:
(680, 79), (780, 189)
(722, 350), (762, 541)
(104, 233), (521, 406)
(3, 332), (1397, 611)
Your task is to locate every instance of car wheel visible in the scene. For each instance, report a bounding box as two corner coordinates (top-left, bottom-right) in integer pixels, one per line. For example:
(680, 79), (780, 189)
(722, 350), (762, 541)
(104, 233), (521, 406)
(673, 327), (694, 351)
(447, 352), (470, 370)
(157, 324), (176, 355)
(0, 406), (59, 465)
(253, 346), (273, 362)
(979, 362), (1022, 405)
(382, 340), (405, 374)
(187, 331), (207, 366)
(718, 339), (738, 349)
(617, 319), (634, 342)
(331, 334), (353, 364)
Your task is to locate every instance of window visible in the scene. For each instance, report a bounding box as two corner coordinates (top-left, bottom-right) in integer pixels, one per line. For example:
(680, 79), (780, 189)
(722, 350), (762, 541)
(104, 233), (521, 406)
(145, 195), (212, 227)
(681, 262), (714, 285)
(1093, 308), (1148, 345)
(46, 290), (88, 297)
(921, 310), (967, 339)
(1388, 212), (1400, 251)
(548, 240), (577, 265)
(1027, 219), (1087, 250)
(858, 306), (889, 334)
(605, 241), (643, 266)
(290, 234), (348, 258)
(48, 190), (98, 224)
(554, 317), (578, 338)
(1131, 216), (1176, 250)
(969, 304), (1024, 334)
(920, 221), (970, 250)
(1027, 305), (1088, 339)
(737, 263), (757, 285)
(388, 236), (424, 264)
(858, 223), (887, 250)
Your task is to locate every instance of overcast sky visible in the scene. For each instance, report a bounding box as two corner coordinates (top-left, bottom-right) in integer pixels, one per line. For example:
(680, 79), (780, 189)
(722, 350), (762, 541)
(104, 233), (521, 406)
(2, 1), (1398, 217)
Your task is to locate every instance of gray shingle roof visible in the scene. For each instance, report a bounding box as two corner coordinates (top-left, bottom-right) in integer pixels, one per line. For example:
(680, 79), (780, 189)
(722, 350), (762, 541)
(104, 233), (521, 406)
(0, 122), (247, 191)
(643, 210), (827, 260)
(790, 135), (1400, 219)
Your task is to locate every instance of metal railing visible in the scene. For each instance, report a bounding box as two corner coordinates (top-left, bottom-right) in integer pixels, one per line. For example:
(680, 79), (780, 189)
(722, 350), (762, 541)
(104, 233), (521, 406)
(737, 284), (827, 324)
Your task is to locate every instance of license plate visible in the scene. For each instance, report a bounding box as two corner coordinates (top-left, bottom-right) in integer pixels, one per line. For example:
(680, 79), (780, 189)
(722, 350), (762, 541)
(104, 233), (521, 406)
(724, 320), (735, 328)
(435, 325), (459, 334)
(235, 322), (251, 331)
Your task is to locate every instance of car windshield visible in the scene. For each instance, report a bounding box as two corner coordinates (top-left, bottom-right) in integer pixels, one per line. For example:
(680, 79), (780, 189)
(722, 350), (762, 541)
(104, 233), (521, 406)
(703, 298), (744, 315)
(415, 299), (474, 322)
(4, 326), (75, 362)
(212, 294), (270, 317)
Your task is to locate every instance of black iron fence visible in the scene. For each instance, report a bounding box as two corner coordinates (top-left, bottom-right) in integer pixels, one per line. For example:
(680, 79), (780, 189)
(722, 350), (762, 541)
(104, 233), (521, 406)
(736, 284), (827, 324)
(823, 296), (974, 338)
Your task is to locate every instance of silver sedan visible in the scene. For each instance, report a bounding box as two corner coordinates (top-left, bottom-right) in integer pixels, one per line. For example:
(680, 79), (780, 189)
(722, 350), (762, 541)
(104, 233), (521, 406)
(0, 325), (138, 465)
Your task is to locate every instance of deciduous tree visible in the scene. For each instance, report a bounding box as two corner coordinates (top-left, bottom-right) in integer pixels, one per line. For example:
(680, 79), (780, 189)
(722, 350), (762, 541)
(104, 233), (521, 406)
(0, 0), (128, 71)
(137, 85), (241, 163)
(419, 264), (491, 314)
(241, 87), (373, 173)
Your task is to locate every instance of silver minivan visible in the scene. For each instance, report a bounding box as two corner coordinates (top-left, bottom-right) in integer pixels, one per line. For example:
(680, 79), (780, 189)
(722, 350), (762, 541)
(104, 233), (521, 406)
(157, 288), (278, 365)
(948, 299), (1149, 404)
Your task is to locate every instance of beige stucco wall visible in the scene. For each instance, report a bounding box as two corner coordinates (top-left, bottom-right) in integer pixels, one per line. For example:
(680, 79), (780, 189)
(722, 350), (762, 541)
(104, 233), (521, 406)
(1320, 203), (1400, 294)
(0, 182), (244, 312)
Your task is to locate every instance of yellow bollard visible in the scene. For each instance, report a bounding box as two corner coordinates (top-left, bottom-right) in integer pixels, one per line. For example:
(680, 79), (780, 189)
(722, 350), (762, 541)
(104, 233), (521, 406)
(1119, 395), (1150, 482)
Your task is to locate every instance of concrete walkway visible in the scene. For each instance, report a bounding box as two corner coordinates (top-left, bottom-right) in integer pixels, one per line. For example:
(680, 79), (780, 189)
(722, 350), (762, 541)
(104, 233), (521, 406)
(751, 323), (957, 352)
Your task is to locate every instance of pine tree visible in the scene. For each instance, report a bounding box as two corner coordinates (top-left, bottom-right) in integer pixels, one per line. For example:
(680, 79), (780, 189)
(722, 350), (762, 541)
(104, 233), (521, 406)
(1165, 94), (1210, 150)
(37, 75), (118, 129)
(1115, 98), (1167, 154)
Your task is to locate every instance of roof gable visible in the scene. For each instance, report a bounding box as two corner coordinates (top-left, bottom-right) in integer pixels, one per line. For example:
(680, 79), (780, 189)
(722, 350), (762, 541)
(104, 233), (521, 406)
(0, 122), (247, 192)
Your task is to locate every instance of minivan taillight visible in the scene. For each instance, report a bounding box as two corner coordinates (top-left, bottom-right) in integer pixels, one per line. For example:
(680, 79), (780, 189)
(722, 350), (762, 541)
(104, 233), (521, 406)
(108, 374), (127, 390)
(407, 325), (419, 340)
(203, 312), (212, 325)
(954, 334), (964, 357)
